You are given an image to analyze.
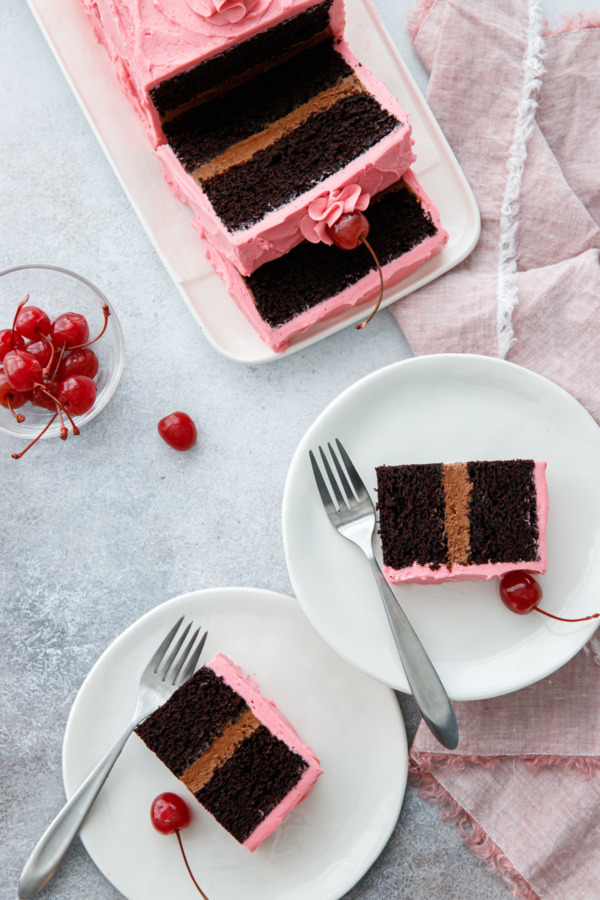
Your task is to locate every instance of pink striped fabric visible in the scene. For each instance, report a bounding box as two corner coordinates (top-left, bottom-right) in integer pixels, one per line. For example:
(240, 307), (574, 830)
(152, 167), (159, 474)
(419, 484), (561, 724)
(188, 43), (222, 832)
(400, 2), (600, 897)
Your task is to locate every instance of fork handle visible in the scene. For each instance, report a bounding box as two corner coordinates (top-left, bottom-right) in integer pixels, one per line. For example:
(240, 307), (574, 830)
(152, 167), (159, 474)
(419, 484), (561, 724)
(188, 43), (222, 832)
(18, 716), (139, 899)
(366, 552), (459, 750)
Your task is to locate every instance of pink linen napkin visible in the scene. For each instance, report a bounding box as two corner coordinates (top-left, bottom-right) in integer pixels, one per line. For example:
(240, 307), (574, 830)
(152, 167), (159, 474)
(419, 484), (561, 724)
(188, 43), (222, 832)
(394, 2), (600, 897)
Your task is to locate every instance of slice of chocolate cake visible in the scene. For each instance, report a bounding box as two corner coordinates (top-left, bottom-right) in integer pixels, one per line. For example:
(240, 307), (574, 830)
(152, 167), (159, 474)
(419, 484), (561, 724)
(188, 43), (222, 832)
(158, 39), (414, 274)
(204, 169), (448, 351)
(376, 459), (548, 584)
(136, 653), (322, 850)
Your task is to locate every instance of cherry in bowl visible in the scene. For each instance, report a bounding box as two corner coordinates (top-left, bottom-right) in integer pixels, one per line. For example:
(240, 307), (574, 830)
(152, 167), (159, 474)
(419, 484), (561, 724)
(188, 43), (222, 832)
(0, 265), (124, 445)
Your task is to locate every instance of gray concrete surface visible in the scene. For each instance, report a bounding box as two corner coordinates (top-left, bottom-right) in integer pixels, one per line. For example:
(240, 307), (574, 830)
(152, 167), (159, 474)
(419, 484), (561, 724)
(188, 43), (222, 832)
(1, 1), (592, 897)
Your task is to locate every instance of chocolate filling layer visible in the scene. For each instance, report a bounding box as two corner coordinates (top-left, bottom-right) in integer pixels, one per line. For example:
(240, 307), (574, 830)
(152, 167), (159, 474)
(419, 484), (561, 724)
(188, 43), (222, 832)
(181, 708), (261, 793)
(246, 181), (437, 328)
(150, 0), (334, 119)
(443, 463), (472, 565)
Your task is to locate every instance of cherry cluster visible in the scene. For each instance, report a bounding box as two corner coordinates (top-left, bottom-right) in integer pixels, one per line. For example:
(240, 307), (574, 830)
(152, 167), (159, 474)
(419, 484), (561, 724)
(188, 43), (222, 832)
(0, 294), (109, 458)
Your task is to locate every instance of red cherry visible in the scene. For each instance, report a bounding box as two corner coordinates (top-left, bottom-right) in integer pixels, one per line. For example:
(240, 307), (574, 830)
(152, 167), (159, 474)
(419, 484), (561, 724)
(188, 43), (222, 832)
(158, 412), (197, 451)
(50, 312), (89, 349)
(32, 384), (59, 411)
(0, 371), (29, 422)
(26, 339), (53, 369)
(499, 572), (600, 622)
(3, 349), (43, 392)
(327, 212), (370, 250)
(499, 571), (542, 614)
(55, 348), (99, 381)
(151, 793), (191, 835)
(56, 375), (97, 416)
(0, 329), (25, 362)
(14, 305), (51, 341)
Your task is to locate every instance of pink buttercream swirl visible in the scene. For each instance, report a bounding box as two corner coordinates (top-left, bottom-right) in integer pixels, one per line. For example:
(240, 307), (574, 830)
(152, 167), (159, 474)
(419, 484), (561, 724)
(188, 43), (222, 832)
(185, 0), (268, 25)
(299, 185), (370, 246)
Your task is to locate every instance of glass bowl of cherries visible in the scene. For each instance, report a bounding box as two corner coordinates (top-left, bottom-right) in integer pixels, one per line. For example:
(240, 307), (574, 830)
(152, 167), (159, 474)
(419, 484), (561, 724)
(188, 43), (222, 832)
(0, 264), (124, 456)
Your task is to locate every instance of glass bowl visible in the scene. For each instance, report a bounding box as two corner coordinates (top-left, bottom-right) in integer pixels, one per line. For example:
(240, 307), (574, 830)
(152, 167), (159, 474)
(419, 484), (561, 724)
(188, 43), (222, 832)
(0, 265), (124, 440)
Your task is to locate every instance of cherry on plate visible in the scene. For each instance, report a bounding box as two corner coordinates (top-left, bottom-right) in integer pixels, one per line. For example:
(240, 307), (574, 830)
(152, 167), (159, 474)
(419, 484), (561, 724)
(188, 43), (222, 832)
(158, 412), (197, 451)
(151, 792), (191, 835)
(499, 571), (599, 622)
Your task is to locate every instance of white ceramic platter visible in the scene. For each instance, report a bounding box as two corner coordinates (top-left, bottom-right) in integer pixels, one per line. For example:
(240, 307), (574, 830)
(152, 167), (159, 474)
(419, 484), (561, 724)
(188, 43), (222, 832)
(282, 355), (600, 700)
(27, 0), (480, 363)
(63, 588), (407, 900)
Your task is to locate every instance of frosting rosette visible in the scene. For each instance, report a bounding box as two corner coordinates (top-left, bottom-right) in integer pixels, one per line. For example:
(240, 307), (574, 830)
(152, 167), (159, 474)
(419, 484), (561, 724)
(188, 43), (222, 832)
(299, 185), (370, 245)
(186, 0), (270, 25)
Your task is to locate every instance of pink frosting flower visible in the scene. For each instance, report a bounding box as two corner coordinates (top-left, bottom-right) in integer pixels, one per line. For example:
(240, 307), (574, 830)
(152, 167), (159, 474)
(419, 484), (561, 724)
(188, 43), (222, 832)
(186, 0), (266, 26)
(299, 185), (370, 246)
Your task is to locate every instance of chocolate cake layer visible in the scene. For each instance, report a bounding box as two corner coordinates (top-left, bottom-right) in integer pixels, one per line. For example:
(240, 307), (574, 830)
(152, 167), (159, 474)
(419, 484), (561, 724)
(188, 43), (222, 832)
(246, 182), (438, 327)
(135, 667), (247, 776)
(202, 92), (399, 231)
(164, 40), (354, 173)
(150, 0), (334, 120)
(376, 464), (448, 570)
(196, 725), (309, 844)
(468, 460), (539, 564)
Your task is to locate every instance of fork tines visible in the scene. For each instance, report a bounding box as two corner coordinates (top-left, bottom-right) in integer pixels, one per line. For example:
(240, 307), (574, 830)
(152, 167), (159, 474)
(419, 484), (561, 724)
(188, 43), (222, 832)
(147, 616), (208, 687)
(309, 438), (369, 512)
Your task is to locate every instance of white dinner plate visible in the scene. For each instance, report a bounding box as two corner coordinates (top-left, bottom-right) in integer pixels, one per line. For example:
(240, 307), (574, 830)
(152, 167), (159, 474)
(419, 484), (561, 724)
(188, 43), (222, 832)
(63, 587), (407, 900)
(27, 0), (479, 364)
(282, 355), (600, 700)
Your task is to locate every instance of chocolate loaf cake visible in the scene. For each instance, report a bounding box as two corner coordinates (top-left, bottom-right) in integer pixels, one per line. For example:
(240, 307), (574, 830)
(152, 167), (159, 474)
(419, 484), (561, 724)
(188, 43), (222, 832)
(205, 169), (448, 351)
(376, 459), (548, 584)
(136, 653), (322, 850)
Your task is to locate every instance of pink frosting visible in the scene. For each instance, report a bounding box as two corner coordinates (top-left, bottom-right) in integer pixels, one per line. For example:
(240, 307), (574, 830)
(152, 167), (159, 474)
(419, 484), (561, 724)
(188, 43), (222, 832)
(158, 41), (415, 274)
(299, 184), (370, 245)
(383, 461), (549, 585)
(81, 0), (346, 146)
(204, 168), (448, 352)
(207, 653), (322, 851)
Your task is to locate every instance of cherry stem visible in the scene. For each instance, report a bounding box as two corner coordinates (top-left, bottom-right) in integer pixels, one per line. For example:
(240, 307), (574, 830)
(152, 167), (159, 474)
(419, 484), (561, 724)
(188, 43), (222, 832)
(12, 412), (58, 459)
(534, 607), (600, 623)
(50, 343), (67, 385)
(39, 330), (56, 379)
(57, 406), (68, 441)
(32, 383), (80, 437)
(6, 394), (25, 424)
(175, 830), (209, 900)
(10, 293), (29, 345)
(69, 304), (111, 351)
(354, 237), (384, 330)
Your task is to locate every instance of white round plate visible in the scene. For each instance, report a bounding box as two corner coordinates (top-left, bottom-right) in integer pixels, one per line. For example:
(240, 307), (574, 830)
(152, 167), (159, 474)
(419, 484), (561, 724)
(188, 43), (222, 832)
(63, 588), (407, 900)
(283, 354), (600, 701)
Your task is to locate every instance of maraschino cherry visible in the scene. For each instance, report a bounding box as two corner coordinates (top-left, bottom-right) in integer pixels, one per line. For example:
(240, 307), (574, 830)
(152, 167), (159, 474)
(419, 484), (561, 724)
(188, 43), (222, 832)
(326, 212), (384, 330)
(151, 793), (209, 899)
(499, 572), (600, 622)
(158, 412), (197, 451)
(1, 293), (111, 458)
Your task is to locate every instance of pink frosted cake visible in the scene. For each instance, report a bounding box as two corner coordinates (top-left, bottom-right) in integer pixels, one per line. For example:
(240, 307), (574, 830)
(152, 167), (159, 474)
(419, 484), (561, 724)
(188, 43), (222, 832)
(81, 0), (346, 147)
(376, 459), (548, 584)
(136, 653), (322, 850)
(206, 169), (448, 351)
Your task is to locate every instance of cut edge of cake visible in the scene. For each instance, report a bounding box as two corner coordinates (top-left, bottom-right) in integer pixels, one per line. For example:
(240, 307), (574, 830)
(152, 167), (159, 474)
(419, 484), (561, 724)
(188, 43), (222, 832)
(376, 459), (549, 585)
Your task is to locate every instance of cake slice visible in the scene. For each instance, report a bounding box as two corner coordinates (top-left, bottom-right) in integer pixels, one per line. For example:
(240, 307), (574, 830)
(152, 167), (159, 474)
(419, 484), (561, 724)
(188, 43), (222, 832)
(159, 39), (414, 274)
(204, 169), (448, 351)
(81, 0), (346, 148)
(376, 459), (548, 584)
(135, 653), (322, 850)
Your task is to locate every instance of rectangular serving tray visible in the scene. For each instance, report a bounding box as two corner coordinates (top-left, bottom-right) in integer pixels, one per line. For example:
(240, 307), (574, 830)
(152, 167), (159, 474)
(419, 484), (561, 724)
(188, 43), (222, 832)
(26, 0), (480, 364)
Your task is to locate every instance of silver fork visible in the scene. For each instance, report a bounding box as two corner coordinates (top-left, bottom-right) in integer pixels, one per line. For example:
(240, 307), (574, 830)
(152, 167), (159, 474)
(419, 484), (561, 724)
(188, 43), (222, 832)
(310, 439), (458, 750)
(18, 617), (208, 899)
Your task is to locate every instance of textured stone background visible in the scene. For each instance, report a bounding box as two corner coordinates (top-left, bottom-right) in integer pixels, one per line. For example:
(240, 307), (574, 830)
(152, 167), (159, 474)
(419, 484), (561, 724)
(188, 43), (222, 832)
(0, 1), (592, 898)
